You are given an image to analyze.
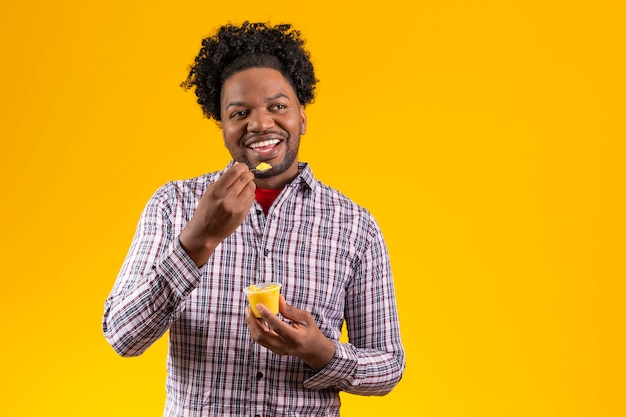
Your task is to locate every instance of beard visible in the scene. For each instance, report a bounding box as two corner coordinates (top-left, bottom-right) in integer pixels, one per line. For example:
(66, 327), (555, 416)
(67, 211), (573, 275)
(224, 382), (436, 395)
(254, 139), (299, 178)
(227, 131), (301, 178)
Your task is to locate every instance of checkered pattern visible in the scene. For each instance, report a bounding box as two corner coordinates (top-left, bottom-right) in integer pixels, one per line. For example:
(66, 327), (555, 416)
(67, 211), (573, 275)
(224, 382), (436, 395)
(103, 163), (405, 417)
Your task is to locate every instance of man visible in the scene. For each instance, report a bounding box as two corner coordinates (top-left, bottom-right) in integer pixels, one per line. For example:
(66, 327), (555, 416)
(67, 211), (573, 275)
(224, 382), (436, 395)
(103, 21), (405, 417)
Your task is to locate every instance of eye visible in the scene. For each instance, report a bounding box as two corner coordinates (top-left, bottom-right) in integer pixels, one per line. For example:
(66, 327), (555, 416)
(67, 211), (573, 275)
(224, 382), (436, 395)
(271, 103), (287, 112)
(230, 110), (248, 119)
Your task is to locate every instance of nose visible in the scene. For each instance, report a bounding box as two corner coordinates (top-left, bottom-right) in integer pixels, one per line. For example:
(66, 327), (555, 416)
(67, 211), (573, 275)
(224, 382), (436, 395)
(247, 109), (275, 132)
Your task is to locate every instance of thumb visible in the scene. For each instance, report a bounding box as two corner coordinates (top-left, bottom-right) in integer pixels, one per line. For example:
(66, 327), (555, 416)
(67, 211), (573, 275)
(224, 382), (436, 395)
(278, 295), (309, 324)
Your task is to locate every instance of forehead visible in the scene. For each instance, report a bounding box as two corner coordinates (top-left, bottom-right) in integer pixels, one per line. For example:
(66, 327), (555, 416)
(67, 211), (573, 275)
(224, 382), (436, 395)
(221, 67), (298, 102)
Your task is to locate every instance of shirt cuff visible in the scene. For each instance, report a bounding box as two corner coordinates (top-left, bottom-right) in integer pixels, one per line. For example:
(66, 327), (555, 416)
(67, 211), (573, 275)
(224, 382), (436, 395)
(302, 340), (361, 390)
(156, 238), (205, 298)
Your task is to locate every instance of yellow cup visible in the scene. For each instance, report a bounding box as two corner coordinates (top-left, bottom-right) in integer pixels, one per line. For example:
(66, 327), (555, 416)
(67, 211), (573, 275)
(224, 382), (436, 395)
(244, 282), (282, 318)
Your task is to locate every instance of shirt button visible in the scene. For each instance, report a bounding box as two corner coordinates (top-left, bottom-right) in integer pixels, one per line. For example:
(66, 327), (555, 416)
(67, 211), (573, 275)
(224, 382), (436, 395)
(264, 249), (269, 257)
(256, 209), (262, 215)
(256, 371), (263, 380)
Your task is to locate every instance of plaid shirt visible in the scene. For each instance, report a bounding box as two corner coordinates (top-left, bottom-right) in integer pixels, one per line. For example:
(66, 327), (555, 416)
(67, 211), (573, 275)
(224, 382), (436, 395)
(103, 163), (405, 417)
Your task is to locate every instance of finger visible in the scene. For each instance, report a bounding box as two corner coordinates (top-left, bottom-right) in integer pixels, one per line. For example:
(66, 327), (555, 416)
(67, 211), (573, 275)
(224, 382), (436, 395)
(218, 163), (254, 190)
(227, 168), (256, 199)
(257, 304), (287, 336)
(245, 307), (266, 340)
(237, 174), (256, 198)
(210, 167), (254, 209)
(277, 296), (309, 325)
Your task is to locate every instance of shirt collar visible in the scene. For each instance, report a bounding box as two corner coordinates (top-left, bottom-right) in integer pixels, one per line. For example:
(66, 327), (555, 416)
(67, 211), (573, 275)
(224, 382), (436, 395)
(293, 162), (316, 192)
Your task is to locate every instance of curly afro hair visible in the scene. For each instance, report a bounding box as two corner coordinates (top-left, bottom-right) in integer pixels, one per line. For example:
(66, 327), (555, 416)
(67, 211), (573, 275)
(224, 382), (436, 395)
(181, 21), (317, 122)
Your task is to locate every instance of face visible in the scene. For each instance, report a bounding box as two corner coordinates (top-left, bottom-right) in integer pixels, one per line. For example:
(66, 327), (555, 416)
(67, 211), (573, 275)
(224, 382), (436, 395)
(220, 67), (307, 187)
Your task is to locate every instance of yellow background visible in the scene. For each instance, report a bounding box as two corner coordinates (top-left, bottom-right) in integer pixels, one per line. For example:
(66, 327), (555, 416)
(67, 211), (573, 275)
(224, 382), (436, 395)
(1, 1), (624, 416)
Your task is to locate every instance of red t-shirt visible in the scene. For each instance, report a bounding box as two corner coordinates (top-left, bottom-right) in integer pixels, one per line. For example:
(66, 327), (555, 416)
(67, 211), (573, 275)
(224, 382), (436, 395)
(255, 188), (282, 215)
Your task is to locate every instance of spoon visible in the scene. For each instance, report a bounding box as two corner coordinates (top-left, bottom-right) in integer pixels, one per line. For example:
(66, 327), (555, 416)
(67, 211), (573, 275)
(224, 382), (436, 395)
(250, 163), (272, 174)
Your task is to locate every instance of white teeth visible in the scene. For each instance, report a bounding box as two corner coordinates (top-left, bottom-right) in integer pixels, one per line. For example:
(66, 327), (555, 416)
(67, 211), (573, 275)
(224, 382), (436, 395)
(250, 139), (279, 149)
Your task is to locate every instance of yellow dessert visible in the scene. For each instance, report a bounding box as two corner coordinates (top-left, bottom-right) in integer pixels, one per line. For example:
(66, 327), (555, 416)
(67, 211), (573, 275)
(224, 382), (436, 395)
(255, 162), (272, 171)
(244, 282), (281, 317)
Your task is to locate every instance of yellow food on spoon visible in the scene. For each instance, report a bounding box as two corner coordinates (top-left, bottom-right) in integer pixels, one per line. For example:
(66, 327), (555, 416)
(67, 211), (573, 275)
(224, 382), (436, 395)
(255, 162), (272, 171)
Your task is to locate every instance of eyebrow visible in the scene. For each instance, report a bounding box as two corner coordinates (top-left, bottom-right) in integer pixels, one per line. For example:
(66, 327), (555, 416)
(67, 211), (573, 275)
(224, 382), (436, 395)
(224, 93), (291, 110)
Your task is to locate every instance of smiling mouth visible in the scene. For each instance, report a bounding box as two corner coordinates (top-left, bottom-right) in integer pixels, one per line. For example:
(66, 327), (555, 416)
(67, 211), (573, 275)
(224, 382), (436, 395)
(249, 139), (280, 150)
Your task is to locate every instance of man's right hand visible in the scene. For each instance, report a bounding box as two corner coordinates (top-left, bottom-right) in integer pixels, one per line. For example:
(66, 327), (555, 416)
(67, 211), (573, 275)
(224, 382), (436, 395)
(179, 163), (256, 266)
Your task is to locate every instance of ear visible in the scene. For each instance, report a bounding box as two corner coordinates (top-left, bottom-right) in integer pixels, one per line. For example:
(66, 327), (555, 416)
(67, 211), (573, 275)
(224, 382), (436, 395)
(299, 105), (307, 135)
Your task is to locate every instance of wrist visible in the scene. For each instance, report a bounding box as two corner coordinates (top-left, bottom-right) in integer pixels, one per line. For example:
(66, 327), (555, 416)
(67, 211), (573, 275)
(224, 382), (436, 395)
(179, 230), (219, 267)
(302, 337), (335, 371)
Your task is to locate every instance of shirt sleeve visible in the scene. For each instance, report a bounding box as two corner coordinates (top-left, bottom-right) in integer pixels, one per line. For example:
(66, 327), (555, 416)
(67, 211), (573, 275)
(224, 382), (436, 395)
(102, 184), (203, 357)
(303, 214), (406, 395)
